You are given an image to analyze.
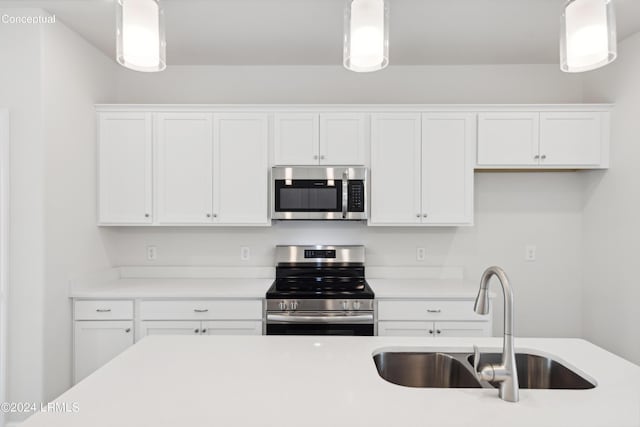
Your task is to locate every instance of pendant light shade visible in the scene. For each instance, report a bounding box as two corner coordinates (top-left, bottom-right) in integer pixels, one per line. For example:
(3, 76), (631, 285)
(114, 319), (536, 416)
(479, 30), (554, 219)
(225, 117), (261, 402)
(560, 0), (616, 73)
(343, 0), (389, 73)
(116, 0), (166, 72)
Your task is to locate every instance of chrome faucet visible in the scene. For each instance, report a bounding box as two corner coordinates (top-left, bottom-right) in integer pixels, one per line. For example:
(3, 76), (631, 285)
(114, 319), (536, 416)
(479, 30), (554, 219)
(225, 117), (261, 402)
(472, 266), (519, 403)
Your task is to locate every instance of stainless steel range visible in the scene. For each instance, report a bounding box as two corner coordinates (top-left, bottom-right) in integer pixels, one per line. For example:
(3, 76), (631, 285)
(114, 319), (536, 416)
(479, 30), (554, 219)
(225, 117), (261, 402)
(265, 245), (375, 336)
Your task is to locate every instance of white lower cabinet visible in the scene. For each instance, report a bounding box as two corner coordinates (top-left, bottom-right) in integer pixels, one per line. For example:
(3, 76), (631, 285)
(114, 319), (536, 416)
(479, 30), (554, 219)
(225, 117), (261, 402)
(139, 320), (262, 337)
(73, 298), (264, 384)
(73, 320), (134, 382)
(377, 299), (492, 337)
(73, 299), (136, 383)
(378, 321), (490, 337)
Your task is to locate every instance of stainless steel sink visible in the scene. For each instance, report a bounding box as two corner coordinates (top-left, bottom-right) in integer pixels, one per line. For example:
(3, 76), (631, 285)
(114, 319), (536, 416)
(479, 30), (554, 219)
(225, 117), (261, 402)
(468, 353), (596, 390)
(373, 350), (595, 390)
(373, 352), (482, 388)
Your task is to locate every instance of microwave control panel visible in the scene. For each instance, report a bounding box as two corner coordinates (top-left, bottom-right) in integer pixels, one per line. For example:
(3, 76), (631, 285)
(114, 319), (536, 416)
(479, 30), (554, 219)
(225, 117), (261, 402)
(348, 181), (365, 212)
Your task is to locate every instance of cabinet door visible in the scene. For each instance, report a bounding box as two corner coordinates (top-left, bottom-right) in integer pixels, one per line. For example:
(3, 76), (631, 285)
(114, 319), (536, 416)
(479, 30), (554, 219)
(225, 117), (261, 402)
(213, 114), (269, 225)
(138, 320), (202, 338)
(156, 113), (214, 224)
(421, 114), (475, 225)
(370, 114), (422, 225)
(274, 113), (319, 165)
(378, 321), (433, 337)
(202, 320), (263, 336)
(319, 113), (366, 165)
(434, 321), (491, 338)
(477, 113), (539, 166)
(539, 112), (602, 166)
(98, 113), (152, 224)
(74, 320), (134, 382)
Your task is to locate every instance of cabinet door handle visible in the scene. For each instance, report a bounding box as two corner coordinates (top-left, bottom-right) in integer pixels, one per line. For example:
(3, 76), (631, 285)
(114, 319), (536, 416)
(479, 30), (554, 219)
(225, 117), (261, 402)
(144, 213), (150, 218)
(423, 214), (428, 218)
(313, 155), (319, 160)
(201, 329), (207, 334)
(125, 328), (131, 333)
(194, 329), (200, 334)
(206, 213), (211, 218)
(96, 309), (111, 313)
(534, 154), (540, 160)
(320, 155), (326, 160)
(427, 309), (441, 313)
(436, 329), (442, 335)
(416, 214), (420, 218)
(541, 154), (547, 160)
(194, 309), (209, 313)
(429, 329), (434, 335)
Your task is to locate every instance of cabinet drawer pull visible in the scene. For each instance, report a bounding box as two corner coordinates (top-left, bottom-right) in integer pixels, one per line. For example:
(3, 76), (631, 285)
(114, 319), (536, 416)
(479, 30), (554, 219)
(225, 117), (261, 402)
(96, 309), (112, 313)
(194, 309), (209, 313)
(427, 309), (441, 313)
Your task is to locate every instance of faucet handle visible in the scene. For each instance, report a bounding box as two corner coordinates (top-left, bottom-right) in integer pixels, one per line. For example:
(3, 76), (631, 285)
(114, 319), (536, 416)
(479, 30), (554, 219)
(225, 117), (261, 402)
(473, 345), (481, 377)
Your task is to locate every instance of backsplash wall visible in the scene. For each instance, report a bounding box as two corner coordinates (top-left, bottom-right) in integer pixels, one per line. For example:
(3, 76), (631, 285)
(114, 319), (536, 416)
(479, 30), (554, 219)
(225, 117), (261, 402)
(102, 172), (585, 338)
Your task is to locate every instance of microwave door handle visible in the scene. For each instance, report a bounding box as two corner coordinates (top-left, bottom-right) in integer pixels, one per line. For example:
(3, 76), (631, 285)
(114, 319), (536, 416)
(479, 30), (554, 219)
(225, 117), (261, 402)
(342, 169), (349, 219)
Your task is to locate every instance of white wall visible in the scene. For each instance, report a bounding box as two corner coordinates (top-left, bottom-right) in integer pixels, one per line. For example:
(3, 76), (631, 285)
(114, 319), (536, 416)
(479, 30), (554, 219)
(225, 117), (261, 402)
(581, 33), (640, 364)
(40, 19), (117, 401)
(111, 63), (586, 338)
(116, 64), (583, 104)
(0, 8), (117, 422)
(0, 8), (46, 418)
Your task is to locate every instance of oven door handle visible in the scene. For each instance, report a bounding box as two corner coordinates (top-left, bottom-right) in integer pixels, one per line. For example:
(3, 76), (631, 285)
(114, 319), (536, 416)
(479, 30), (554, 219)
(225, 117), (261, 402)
(267, 313), (374, 324)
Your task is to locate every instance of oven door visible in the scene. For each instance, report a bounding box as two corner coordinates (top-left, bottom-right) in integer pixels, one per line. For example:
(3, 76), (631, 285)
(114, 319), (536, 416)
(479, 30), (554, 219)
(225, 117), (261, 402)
(266, 312), (374, 336)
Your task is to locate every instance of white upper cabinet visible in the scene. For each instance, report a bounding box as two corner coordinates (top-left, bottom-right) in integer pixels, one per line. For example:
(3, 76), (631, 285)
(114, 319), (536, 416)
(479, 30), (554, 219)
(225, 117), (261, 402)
(477, 113), (539, 166)
(477, 110), (609, 169)
(274, 113), (319, 165)
(274, 113), (367, 165)
(156, 113), (214, 224)
(319, 113), (367, 165)
(213, 114), (269, 225)
(370, 113), (474, 226)
(98, 112), (153, 224)
(421, 113), (475, 225)
(539, 112), (603, 167)
(370, 114), (422, 225)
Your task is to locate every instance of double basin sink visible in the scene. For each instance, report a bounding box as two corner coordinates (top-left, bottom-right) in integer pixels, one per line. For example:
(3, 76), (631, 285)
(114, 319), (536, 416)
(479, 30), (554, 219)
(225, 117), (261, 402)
(373, 350), (596, 390)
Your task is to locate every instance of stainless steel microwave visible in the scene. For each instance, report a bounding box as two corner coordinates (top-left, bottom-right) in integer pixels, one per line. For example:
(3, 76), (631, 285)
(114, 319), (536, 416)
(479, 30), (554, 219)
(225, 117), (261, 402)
(271, 167), (367, 220)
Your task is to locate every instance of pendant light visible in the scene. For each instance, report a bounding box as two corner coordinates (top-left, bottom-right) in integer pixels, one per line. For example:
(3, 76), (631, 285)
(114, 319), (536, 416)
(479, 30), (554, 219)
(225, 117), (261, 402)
(116, 0), (166, 72)
(343, 0), (389, 72)
(560, 0), (616, 73)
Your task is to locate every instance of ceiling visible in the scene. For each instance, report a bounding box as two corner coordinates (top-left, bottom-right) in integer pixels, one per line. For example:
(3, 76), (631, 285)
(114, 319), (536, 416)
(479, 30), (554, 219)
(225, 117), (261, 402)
(2, 0), (640, 66)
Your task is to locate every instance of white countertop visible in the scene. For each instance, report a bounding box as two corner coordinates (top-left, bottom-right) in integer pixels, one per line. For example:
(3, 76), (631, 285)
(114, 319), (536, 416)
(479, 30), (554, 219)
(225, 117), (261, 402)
(370, 278), (479, 299)
(70, 267), (479, 299)
(21, 335), (640, 427)
(70, 278), (272, 299)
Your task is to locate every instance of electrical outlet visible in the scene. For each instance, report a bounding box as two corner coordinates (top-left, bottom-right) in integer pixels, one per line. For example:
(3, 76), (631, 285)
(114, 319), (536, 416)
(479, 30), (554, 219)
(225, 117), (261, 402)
(146, 245), (157, 261)
(416, 247), (426, 262)
(240, 246), (250, 261)
(525, 245), (536, 262)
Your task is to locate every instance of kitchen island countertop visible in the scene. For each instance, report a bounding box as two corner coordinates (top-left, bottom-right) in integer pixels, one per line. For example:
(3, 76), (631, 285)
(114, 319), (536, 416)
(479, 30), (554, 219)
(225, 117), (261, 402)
(20, 335), (640, 427)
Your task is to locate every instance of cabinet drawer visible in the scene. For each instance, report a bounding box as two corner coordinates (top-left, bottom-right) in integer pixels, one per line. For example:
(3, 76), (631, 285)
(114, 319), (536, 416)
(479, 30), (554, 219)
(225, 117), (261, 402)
(377, 300), (484, 321)
(140, 299), (263, 320)
(74, 300), (134, 320)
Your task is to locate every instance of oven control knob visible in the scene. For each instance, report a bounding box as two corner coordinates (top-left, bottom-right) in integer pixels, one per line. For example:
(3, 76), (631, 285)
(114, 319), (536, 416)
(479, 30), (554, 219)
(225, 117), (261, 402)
(279, 301), (288, 311)
(353, 300), (361, 310)
(291, 301), (299, 311)
(342, 300), (349, 310)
